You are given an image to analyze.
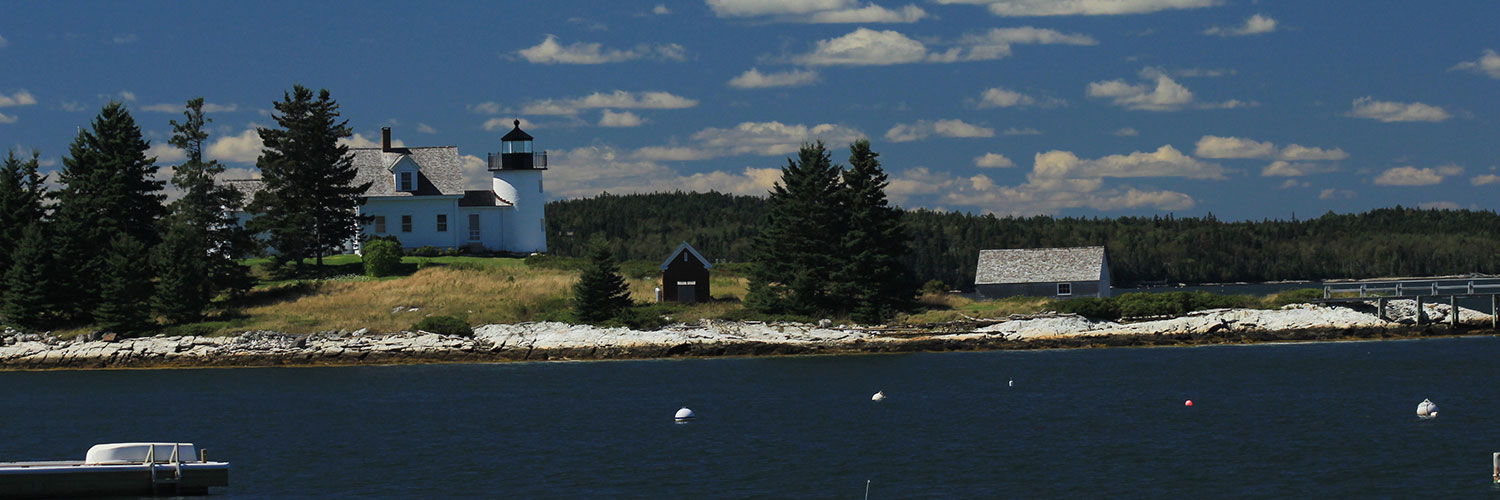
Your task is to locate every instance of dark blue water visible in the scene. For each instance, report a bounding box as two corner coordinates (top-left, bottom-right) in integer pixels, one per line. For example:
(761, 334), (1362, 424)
(5, 337), (1500, 499)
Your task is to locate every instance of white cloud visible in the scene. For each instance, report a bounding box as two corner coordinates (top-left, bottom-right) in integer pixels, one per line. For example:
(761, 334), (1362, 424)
(468, 101), (502, 114)
(1087, 68), (1195, 111)
(653, 4), (671, 14)
(1451, 49), (1500, 79)
(1174, 68), (1234, 77)
(0, 111), (16, 124)
(1261, 161), (1337, 177)
(706, 0), (928, 23)
(206, 127), (264, 164)
(0, 34), (7, 48)
(689, 121), (865, 157)
(548, 145), (784, 199)
(1111, 127), (1139, 136)
(707, 0), (856, 17)
(119, 91), (136, 102)
(976, 87), (1064, 108)
(885, 119), (995, 142)
(598, 109), (645, 127)
(728, 68), (821, 89)
(1195, 135), (1347, 161)
(1418, 201), (1462, 210)
(1373, 165), (1462, 186)
(936, 0), (1220, 17)
(146, 142), (187, 165)
(483, 118), (536, 131)
(517, 35), (686, 64)
(417, 123), (438, 134)
(975, 153), (1014, 168)
(1031, 145), (1227, 180)
(1203, 14), (1276, 37)
(632, 147), (719, 162)
(140, 102), (238, 113)
(930, 26), (1096, 62)
(459, 155), (490, 190)
(1471, 174), (1500, 186)
(340, 132), (406, 150)
(112, 34), (138, 44)
(1001, 127), (1041, 135)
(60, 101), (84, 112)
(1319, 188), (1356, 200)
(795, 28), (928, 66)
(806, 4), (928, 23)
(1347, 96), (1451, 123)
(1277, 179), (1308, 189)
(0, 90), (37, 107)
(521, 90), (698, 115)
(886, 163), (1197, 215)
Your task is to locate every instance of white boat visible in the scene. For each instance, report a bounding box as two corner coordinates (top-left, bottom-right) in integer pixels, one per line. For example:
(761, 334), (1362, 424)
(1416, 399), (1438, 419)
(0, 443), (228, 498)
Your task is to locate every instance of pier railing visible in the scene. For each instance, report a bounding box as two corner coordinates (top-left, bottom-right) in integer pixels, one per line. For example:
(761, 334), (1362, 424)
(1322, 279), (1500, 299)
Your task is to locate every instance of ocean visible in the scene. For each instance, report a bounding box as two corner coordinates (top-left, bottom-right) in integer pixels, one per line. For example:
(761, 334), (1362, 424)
(4, 336), (1498, 498)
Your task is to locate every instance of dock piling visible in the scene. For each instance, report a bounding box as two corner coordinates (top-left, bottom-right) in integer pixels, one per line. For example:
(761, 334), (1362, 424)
(1451, 296), (1459, 328)
(1416, 296), (1424, 325)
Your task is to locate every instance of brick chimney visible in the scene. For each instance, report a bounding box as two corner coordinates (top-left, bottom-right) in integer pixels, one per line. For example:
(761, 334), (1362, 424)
(381, 127), (392, 152)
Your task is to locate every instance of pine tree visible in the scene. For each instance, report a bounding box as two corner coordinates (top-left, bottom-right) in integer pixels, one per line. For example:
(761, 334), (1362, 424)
(50, 102), (165, 322)
(95, 234), (154, 336)
(571, 238), (634, 324)
(834, 139), (914, 324)
(1, 224), (56, 331)
(153, 98), (253, 323)
(746, 142), (845, 315)
(0, 150), (46, 274)
(249, 85), (368, 276)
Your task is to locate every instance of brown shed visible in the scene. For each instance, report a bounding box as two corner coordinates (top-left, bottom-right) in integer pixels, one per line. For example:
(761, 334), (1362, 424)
(660, 242), (712, 304)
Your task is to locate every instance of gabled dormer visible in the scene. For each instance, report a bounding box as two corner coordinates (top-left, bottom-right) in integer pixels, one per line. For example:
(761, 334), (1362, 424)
(390, 155), (420, 193)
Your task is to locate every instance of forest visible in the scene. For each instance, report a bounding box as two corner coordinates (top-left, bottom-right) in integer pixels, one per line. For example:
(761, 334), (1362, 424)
(545, 192), (1500, 289)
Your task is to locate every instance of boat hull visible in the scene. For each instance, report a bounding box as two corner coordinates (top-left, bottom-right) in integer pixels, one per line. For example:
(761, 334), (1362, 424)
(0, 462), (228, 499)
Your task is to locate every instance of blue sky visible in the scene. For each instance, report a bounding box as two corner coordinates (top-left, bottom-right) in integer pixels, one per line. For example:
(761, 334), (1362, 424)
(0, 0), (1496, 220)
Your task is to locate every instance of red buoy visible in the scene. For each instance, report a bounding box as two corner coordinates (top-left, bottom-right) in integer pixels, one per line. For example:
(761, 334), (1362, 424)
(1185, 400), (1194, 407)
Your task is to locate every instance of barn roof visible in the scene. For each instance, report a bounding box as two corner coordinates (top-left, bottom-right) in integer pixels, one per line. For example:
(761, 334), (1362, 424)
(659, 241), (713, 271)
(974, 246), (1106, 285)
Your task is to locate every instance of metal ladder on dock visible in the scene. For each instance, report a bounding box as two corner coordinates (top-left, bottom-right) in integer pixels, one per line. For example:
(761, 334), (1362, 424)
(145, 443), (184, 494)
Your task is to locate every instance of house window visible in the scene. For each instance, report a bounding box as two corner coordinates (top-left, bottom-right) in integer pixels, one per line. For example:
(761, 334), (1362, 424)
(436, 214), (447, 232)
(468, 214), (481, 241)
(401, 215), (412, 233)
(400, 172), (413, 191)
(374, 216), (386, 234)
(1057, 283), (1072, 296)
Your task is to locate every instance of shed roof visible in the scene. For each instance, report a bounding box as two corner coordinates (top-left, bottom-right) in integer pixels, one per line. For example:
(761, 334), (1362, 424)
(659, 242), (713, 271)
(974, 246), (1106, 285)
(351, 146), (465, 197)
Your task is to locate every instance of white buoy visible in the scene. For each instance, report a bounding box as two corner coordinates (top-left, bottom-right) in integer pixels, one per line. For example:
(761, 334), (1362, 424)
(674, 407), (695, 422)
(871, 391), (885, 402)
(1417, 398), (1438, 419)
(1008, 379), (1014, 387)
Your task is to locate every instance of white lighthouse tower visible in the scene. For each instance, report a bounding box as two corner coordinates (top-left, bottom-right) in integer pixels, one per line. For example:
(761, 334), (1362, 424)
(489, 120), (548, 253)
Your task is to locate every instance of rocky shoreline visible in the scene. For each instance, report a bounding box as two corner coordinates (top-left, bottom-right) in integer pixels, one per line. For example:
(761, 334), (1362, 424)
(1, 301), (1495, 370)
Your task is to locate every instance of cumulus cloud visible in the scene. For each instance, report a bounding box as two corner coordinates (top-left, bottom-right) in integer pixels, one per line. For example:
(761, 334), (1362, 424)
(975, 153), (1015, 168)
(547, 145), (784, 199)
(517, 35), (686, 64)
(1373, 165), (1463, 186)
(0, 90), (37, 108)
(339, 132), (406, 150)
(653, 4), (671, 14)
(688, 121), (865, 157)
(206, 127), (264, 164)
(885, 119), (995, 142)
(1111, 127), (1139, 136)
(975, 87), (1064, 108)
(0, 112), (15, 124)
(468, 101), (502, 114)
(482, 118), (536, 131)
(598, 109), (645, 127)
(707, 0), (927, 23)
(728, 68), (820, 89)
(521, 90), (698, 115)
(1002, 127), (1041, 135)
(1261, 161), (1338, 177)
(1451, 49), (1500, 79)
(146, 142), (187, 165)
(1347, 96), (1451, 123)
(1031, 145), (1226, 180)
(1319, 188), (1356, 200)
(0, 34), (7, 48)
(885, 163), (1197, 215)
(1471, 174), (1500, 186)
(1277, 179), (1309, 189)
(417, 123), (437, 134)
(139, 102), (238, 113)
(1203, 14), (1276, 36)
(935, 0), (1220, 17)
(793, 26), (1093, 65)
(1193, 135), (1347, 162)
(1087, 68), (1245, 111)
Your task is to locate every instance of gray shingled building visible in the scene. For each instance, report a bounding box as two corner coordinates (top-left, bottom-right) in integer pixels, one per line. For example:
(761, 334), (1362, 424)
(974, 246), (1111, 299)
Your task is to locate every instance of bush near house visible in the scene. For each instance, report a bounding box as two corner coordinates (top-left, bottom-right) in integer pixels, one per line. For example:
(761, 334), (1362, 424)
(363, 239), (403, 277)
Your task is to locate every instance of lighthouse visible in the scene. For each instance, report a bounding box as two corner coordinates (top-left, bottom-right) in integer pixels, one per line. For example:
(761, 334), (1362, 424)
(489, 120), (548, 253)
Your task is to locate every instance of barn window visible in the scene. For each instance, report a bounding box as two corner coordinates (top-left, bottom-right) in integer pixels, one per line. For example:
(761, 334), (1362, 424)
(1057, 283), (1072, 296)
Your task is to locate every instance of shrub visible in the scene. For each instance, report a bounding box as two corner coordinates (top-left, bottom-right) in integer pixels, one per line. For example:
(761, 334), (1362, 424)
(410, 245), (441, 257)
(412, 315), (473, 337)
(920, 279), (949, 295)
(260, 258), (299, 280)
(1269, 288), (1323, 307)
(1055, 297), (1121, 320)
(363, 239), (403, 277)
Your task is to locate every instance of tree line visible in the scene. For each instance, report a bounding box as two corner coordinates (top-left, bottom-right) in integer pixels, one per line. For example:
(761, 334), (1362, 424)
(0, 85), (367, 335)
(546, 195), (1500, 290)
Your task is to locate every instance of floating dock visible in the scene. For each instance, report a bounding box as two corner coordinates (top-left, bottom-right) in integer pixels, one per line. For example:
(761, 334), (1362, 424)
(0, 443), (228, 498)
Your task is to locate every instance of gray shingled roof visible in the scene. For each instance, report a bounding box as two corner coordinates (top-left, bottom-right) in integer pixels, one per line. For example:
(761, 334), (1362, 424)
(351, 146), (466, 197)
(974, 246), (1105, 285)
(221, 179), (263, 205)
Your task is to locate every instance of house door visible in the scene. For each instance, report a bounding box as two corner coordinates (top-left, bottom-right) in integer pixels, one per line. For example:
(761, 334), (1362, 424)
(677, 283), (697, 304)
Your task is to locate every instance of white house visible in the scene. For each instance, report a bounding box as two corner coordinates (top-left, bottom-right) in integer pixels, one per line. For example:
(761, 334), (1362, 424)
(225, 121), (548, 254)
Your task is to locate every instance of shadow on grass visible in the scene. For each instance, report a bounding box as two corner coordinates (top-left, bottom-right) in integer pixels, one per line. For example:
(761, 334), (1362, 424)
(228, 282), (323, 309)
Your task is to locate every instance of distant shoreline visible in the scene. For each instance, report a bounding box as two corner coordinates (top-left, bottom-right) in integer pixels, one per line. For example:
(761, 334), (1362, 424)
(0, 322), (1492, 372)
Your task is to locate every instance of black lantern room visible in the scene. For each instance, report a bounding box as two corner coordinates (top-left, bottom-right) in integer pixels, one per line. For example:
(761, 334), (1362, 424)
(489, 120), (548, 171)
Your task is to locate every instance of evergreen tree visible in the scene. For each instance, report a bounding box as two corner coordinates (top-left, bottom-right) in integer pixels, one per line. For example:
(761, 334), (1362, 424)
(833, 139), (915, 324)
(153, 98), (254, 323)
(746, 142), (845, 315)
(50, 102), (165, 322)
(571, 238), (634, 324)
(249, 85), (368, 275)
(1, 224), (56, 331)
(0, 150), (46, 274)
(95, 234), (154, 336)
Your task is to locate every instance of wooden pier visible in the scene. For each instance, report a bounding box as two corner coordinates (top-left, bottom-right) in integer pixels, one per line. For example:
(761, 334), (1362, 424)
(1314, 278), (1500, 328)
